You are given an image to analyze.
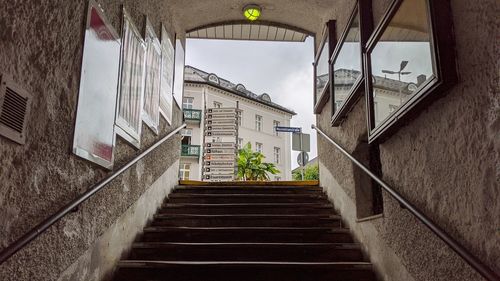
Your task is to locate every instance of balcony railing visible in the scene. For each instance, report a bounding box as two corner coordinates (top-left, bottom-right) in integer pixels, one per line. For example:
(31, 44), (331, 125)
(181, 144), (201, 157)
(183, 109), (202, 121)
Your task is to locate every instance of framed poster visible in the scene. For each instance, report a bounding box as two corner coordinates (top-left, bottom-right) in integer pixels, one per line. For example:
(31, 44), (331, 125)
(115, 8), (146, 149)
(172, 37), (185, 106)
(159, 24), (174, 125)
(142, 18), (161, 135)
(73, 0), (120, 169)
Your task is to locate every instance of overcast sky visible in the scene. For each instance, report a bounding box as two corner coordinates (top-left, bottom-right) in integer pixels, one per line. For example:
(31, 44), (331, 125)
(185, 37), (317, 169)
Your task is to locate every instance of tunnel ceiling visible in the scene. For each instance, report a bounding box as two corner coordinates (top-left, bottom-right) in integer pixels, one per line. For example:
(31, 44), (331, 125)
(168, 0), (339, 41)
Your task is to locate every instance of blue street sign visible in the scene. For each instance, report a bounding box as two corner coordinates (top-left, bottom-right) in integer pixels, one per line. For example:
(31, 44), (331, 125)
(275, 126), (301, 133)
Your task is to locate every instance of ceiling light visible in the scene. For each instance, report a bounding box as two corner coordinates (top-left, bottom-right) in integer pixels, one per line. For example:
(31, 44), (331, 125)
(243, 4), (261, 21)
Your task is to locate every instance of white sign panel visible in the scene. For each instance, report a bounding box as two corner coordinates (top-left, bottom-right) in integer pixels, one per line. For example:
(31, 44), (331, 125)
(205, 154), (236, 161)
(206, 119), (237, 125)
(172, 38), (184, 105)
(115, 8), (145, 149)
(207, 108), (238, 113)
(205, 174), (234, 181)
(205, 142), (236, 148)
(159, 24), (174, 124)
(204, 160), (236, 167)
(142, 18), (161, 134)
(73, 2), (120, 169)
(205, 148), (236, 154)
(206, 131), (237, 136)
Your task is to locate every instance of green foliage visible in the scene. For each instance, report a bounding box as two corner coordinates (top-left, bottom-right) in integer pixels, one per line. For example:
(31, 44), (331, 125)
(237, 142), (280, 181)
(292, 164), (319, 181)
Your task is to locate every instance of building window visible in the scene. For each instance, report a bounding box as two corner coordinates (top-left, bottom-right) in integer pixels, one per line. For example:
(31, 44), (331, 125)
(237, 110), (242, 126)
(273, 120), (280, 136)
(213, 101), (222, 108)
(179, 163), (191, 180)
(238, 138), (243, 149)
(274, 147), (280, 164)
(183, 97), (194, 109)
(255, 115), (262, 131)
(181, 128), (192, 136)
(256, 142), (263, 153)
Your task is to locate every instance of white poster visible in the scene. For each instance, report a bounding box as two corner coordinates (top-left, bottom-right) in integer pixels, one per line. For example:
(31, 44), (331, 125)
(142, 18), (161, 134)
(73, 1), (120, 169)
(115, 8), (146, 148)
(172, 38), (185, 105)
(159, 24), (174, 124)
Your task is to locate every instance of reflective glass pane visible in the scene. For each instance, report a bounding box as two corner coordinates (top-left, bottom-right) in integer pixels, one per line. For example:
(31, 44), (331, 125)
(370, 0), (435, 127)
(73, 6), (120, 169)
(116, 12), (145, 146)
(315, 36), (329, 103)
(333, 13), (361, 112)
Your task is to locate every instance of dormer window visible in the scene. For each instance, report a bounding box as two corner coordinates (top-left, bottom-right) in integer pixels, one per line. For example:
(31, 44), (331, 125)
(235, 84), (246, 92)
(208, 73), (219, 84)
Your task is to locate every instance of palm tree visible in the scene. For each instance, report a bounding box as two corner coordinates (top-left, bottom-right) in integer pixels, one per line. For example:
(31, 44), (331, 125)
(237, 142), (280, 181)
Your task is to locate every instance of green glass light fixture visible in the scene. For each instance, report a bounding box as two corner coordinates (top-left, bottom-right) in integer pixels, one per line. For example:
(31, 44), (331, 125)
(243, 4), (262, 21)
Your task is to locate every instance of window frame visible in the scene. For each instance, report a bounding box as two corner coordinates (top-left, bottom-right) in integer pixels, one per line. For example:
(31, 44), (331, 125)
(255, 114), (262, 131)
(237, 110), (242, 126)
(182, 97), (194, 109)
(364, 0), (457, 143)
(274, 147), (281, 164)
(330, 0), (373, 126)
(179, 163), (191, 180)
(255, 142), (263, 153)
(273, 120), (280, 136)
(313, 20), (337, 114)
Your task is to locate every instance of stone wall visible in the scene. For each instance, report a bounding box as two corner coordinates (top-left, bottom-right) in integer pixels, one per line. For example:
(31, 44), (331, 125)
(317, 0), (499, 280)
(0, 1), (183, 280)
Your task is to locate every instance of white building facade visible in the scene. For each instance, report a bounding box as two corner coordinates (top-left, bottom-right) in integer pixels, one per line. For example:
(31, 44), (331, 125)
(179, 66), (295, 181)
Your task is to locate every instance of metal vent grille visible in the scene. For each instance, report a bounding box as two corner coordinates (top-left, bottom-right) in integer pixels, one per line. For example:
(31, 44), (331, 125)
(0, 75), (31, 144)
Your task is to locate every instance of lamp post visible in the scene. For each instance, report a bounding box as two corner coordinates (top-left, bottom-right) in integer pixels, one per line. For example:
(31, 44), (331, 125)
(381, 60), (411, 81)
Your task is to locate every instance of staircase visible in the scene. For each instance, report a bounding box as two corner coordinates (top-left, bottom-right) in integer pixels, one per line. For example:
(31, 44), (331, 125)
(113, 183), (376, 281)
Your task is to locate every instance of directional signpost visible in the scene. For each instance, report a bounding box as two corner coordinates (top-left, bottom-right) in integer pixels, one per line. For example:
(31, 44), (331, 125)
(203, 107), (240, 182)
(275, 126), (301, 133)
(274, 126), (311, 180)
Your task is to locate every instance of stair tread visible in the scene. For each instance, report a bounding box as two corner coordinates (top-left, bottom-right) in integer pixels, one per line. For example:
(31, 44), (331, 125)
(154, 214), (340, 218)
(169, 193), (326, 197)
(118, 260), (372, 267)
(114, 183), (375, 281)
(144, 226), (348, 231)
(163, 202), (333, 207)
(132, 242), (360, 248)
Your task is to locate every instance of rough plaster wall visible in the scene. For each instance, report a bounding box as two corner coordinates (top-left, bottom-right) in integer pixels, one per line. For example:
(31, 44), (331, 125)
(316, 0), (499, 280)
(0, 1), (183, 280)
(320, 161), (415, 281)
(57, 160), (180, 281)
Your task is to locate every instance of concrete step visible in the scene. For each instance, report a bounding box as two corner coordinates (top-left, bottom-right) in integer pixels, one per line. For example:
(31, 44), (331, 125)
(173, 185), (323, 194)
(174, 185), (324, 194)
(129, 242), (364, 262)
(114, 260), (375, 281)
(159, 203), (336, 215)
(166, 193), (331, 204)
(139, 226), (353, 243)
(150, 214), (342, 227)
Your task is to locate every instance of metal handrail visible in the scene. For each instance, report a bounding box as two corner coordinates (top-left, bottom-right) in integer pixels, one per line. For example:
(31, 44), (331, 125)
(0, 124), (186, 264)
(312, 124), (499, 281)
